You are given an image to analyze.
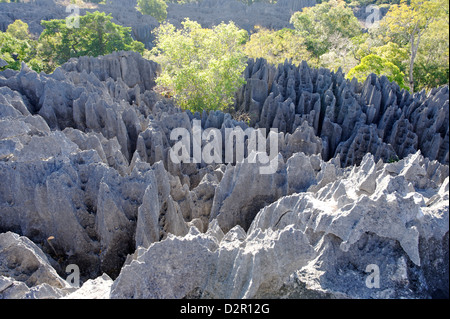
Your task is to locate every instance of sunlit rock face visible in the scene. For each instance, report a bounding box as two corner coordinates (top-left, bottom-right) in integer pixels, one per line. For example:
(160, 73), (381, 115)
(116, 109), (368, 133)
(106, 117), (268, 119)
(0, 52), (448, 299)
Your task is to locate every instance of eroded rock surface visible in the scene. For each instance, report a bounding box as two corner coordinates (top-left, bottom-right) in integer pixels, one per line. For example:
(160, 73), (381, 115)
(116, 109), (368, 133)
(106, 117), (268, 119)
(0, 52), (448, 299)
(235, 59), (449, 166)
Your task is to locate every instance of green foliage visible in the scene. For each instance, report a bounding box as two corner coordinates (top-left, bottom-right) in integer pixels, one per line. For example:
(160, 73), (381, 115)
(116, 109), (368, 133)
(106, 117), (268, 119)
(414, 62), (449, 91)
(39, 11), (144, 70)
(290, 0), (362, 61)
(151, 19), (248, 112)
(1, 12), (145, 74)
(317, 0), (401, 4)
(6, 19), (30, 40)
(379, 0), (447, 91)
(1, 0), (448, 95)
(165, 0), (201, 3)
(412, 7), (449, 91)
(244, 27), (311, 66)
(380, 0), (442, 46)
(388, 155), (400, 163)
(0, 20), (44, 72)
(356, 40), (409, 72)
(136, 0), (168, 23)
(371, 42), (409, 73)
(347, 54), (408, 89)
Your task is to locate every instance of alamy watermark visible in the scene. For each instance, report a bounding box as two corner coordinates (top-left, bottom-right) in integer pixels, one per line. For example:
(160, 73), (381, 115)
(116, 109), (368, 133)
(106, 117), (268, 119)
(170, 120), (279, 175)
(66, 4), (80, 29)
(365, 264), (380, 289)
(365, 5), (382, 29)
(66, 264), (80, 288)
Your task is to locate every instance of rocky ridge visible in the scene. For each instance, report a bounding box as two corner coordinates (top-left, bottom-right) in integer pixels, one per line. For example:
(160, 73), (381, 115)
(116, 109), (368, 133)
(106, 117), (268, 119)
(166, 0), (317, 31)
(0, 0), (387, 50)
(0, 0), (318, 49)
(0, 52), (448, 299)
(235, 59), (449, 166)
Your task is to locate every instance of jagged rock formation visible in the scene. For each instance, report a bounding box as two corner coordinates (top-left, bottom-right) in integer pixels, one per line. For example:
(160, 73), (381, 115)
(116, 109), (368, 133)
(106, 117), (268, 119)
(235, 59), (449, 166)
(62, 273), (113, 299)
(0, 52), (448, 299)
(0, 59), (7, 68)
(167, 0), (317, 31)
(0, 232), (74, 299)
(111, 152), (449, 299)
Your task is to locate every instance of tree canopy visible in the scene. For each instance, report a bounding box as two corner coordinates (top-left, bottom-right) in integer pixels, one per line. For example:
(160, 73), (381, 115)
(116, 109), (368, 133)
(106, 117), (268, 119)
(150, 19), (249, 112)
(1, 0), (448, 104)
(378, 0), (448, 91)
(347, 54), (408, 89)
(290, 0), (362, 62)
(136, 0), (168, 23)
(0, 20), (44, 72)
(244, 27), (311, 66)
(39, 11), (145, 69)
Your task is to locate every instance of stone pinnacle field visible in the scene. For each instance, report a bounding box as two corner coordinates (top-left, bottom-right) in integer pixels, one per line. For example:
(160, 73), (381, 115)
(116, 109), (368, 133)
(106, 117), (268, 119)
(0, 0), (448, 300)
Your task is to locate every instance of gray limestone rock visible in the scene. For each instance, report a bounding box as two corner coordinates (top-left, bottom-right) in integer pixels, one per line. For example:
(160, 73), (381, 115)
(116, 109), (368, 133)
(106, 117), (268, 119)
(336, 124), (397, 167)
(236, 59), (449, 166)
(281, 121), (323, 159)
(0, 152), (102, 277)
(0, 232), (70, 291)
(0, 276), (32, 299)
(62, 273), (113, 299)
(110, 222), (316, 299)
(110, 227), (218, 299)
(0, 58), (7, 68)
(210, 153), (288, 233)
(0, 51), (448, 299)
(249, 153), (448, 298)
(190, 173), (219, 232)
(62, 51), (159, 92)
(204, 224), (316, 299)
(286, 152), (317, 194)
(134, 164), (189, 250)
(109, 149), (448, 300)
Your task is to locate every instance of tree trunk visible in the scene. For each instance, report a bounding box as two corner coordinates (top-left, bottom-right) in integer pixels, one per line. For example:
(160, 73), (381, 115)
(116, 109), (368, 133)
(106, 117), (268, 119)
(409, 46), (416, 92)
(409, 17), (433, 93)
(409, 23), (423, 93)
(98, 28), (104, 56)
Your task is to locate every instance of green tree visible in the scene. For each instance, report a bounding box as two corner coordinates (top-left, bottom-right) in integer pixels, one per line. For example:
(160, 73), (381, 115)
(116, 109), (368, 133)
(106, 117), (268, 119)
(0, 20), (44, 72)
(136, 0), (168, 23)
(39, 11), (144, 70)
(151, 19), (248, 112)
(290, 0), (362, 63)
(371, 42), (409, 74)
(355, 40), (409, 71)
(380, 0), (446, 92)
(244, 27), (311, 66)
(413, 10), (449, 91)
(6, 19), (31, 41)
(319, 33), (360, 73)
(347, 54), (408, 90)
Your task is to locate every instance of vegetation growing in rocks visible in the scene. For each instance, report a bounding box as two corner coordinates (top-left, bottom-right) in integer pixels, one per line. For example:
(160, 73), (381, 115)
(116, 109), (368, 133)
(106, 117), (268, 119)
(0, 0), (448, 106)
(0, 0), (448, 301)
(40, 12), (145, 69)
(136, 0), (168, 22)
(149, 19), (248, 112)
